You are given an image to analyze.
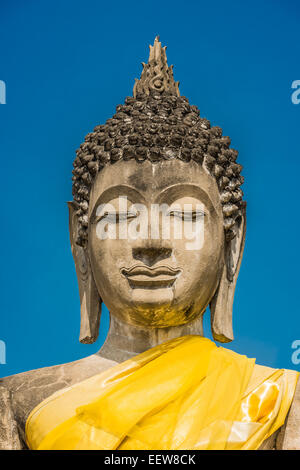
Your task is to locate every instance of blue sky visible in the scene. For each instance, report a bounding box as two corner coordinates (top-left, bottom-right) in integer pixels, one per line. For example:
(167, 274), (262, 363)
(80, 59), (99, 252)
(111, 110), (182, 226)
(1, 0), (300, 377)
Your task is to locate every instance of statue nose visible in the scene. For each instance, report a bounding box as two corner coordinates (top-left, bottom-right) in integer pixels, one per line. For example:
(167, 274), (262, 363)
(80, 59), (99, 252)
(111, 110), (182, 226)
(132, 247), (172, 267)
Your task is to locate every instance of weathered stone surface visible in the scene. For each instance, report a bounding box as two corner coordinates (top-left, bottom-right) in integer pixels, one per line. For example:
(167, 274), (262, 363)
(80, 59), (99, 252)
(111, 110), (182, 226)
(0, 355), (116, 449)
(0, 386), (21, 449)
(276, 377), (300, 449)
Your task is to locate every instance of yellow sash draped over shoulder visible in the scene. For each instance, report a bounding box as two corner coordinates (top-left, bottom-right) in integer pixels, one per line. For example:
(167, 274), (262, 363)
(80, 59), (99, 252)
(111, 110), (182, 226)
(26, 336), (299, 450)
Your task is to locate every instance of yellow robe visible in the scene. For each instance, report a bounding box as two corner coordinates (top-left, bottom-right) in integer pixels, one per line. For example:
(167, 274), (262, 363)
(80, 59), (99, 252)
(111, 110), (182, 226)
(26, 335), (299, 450)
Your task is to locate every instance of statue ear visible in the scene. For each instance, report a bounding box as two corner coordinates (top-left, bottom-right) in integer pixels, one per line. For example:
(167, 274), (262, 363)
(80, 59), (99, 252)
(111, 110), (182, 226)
(67, 201), (101, 344)
(210, 202), (246, 343)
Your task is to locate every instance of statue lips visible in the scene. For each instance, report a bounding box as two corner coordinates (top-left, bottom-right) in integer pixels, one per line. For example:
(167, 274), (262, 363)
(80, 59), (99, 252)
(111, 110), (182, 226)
(121, 265), (182, 289)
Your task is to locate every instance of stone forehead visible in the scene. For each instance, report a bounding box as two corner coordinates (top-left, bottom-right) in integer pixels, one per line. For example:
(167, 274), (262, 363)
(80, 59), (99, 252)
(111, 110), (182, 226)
(89, 159), (222, 214)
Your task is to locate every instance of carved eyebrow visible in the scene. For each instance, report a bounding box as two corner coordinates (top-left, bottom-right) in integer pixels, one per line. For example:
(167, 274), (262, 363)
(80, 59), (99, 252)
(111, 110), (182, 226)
(90, 185), (147, 219)
(154, 183), (217, 215)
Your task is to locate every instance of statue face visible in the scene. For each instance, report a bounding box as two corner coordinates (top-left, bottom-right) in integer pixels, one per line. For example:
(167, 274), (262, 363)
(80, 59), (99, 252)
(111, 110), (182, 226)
(88, 159), (225, 328)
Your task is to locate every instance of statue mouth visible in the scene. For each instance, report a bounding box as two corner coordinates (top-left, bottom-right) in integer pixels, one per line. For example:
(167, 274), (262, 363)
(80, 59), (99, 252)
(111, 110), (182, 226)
(121, 265), (181, 289)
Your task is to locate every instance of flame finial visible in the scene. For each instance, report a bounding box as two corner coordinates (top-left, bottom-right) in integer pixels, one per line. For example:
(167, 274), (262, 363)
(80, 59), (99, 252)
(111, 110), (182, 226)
(133, 36), (180, 98)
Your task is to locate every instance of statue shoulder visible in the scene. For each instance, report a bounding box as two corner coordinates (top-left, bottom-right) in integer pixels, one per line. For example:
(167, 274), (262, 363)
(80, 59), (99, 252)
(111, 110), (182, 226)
(0, 384), (22, 449)
(0, 354), (116, 448)
(276, 374), (300, 449)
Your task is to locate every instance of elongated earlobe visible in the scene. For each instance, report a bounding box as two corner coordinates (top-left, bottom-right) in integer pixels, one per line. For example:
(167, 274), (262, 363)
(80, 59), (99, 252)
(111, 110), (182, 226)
(210, 203), (246, 343)
(68, 202), (101, 344)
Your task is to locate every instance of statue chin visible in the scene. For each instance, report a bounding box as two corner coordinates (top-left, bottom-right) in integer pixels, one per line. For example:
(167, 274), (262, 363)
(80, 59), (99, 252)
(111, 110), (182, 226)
(132, 287), (175, 307)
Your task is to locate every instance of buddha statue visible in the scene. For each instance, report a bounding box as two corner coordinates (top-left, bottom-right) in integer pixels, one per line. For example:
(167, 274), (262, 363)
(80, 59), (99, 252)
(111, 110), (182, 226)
(0, 37), (299, 450)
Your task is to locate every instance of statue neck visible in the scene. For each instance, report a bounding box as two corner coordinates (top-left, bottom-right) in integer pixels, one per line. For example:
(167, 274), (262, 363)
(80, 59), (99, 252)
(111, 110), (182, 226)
(98, 314), (204, 363)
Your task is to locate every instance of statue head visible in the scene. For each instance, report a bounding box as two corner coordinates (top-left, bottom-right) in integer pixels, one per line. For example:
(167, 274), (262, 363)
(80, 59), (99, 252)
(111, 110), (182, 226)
(68, 37), (246, 346)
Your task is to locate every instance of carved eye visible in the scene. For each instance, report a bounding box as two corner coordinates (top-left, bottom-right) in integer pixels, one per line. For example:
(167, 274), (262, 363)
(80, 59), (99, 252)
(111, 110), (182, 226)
(116, 211), (138, 223)
(94, 211), (138, 225)
(167, 210), (205, 222)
